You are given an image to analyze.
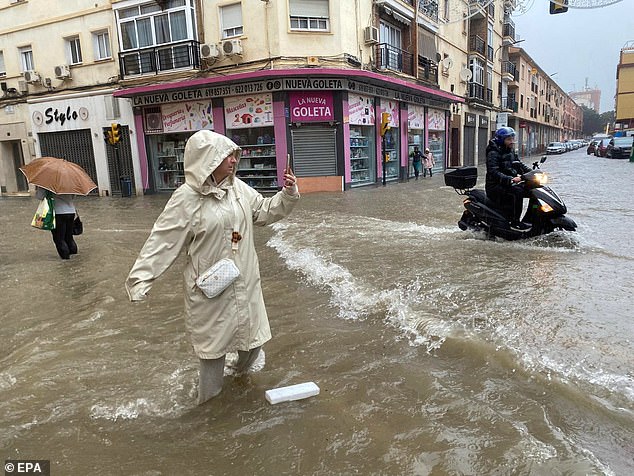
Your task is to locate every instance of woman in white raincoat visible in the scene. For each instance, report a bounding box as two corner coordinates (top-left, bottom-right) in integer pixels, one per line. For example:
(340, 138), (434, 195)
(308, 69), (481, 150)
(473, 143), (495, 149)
(125, 130), (299, 404)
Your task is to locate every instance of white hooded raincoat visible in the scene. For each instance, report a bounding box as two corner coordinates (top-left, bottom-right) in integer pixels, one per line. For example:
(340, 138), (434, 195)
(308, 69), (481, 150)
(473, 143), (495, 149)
(125, 131), (299, 359)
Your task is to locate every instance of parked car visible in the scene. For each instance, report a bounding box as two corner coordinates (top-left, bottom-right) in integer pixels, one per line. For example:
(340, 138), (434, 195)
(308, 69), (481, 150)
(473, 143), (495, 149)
(594, 138), (611, 157)
(606, 136), (633, 159)
(587, 140), (599, 155)
(547, 142), (566, 154)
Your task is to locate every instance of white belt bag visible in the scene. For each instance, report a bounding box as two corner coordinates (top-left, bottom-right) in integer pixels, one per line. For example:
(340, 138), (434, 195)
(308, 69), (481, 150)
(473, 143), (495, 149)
(196, 258), (240, 298)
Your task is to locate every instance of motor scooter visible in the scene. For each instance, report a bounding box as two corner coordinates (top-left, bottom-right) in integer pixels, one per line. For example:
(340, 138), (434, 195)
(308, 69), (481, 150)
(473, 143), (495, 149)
(444, 157), (577, 240)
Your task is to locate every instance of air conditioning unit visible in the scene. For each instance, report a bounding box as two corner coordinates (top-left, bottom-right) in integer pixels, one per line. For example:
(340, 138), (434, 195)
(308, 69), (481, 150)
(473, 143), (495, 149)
(24, 70), (41, 83)
(221, 39), (243, 57)
(364, 26), (379, 45)
(54, 64), (71, 79)
(200, 43), (220, 59)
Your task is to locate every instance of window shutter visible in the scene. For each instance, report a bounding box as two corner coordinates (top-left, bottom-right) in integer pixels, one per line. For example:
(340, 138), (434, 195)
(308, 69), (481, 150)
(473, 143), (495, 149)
(290, 0), (329, 17)
(221, 3), (242, 29)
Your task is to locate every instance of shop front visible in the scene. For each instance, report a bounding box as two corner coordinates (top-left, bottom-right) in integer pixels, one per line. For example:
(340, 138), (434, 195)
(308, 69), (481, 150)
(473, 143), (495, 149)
(116, 69), (463, 194)
(407, 104), (425, 179)
(427, 108), (447, 175)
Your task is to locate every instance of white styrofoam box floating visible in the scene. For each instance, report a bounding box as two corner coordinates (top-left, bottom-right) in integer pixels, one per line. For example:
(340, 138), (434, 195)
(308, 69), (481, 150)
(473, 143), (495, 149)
(265, 382), (320, 405)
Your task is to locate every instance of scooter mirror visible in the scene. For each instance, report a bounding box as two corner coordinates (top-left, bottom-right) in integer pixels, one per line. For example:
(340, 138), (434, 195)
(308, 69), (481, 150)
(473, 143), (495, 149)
(541, 156), (547, 163)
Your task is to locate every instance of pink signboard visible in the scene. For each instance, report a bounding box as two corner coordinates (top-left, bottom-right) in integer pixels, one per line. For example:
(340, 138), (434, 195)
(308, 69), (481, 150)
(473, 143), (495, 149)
(289, 91), (334, 122)
(224, 94), (274, 129)
(162, 101), (214, 132)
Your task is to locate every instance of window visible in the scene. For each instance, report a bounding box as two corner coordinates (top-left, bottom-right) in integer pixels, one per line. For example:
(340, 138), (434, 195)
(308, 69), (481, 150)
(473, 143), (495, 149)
(380, 22), (402, 70)
(469, 57), (484, 85)
(19, 46), (34, 71)
(0, 51), (5, 76)
(66, 36), (83, 65)
(93, 30), (112, 60)
(290, 0), (329, 31)
(221, 3), (243, 38)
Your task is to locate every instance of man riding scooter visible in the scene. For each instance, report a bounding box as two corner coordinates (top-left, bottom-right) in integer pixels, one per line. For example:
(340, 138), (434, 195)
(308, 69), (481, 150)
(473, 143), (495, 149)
(485, 127), (532, 231)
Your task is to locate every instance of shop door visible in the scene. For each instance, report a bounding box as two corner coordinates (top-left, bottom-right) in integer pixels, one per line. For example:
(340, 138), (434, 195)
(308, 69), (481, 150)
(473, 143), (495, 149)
(39, 129), (99, 193)
(291, 127), (337, 176)
(463, 126), (475, 166)
(450, 128), (461, 167)
(12, 142), (28, 192)
(104, 125), (135, 195)
(477, 128), (489, 166)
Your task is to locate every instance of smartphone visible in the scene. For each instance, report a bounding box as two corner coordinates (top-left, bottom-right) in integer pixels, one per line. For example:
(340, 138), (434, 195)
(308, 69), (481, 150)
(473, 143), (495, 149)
(286, 154), (292, 173)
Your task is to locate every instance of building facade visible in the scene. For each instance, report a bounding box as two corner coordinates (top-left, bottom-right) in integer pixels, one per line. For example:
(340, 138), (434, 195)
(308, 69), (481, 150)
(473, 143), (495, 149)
(0, 0), (582, 197)
(615, 41), (634, 133)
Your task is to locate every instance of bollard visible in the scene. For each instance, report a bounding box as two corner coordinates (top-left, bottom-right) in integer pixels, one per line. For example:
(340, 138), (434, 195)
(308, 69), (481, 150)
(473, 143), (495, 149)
(120, 176), (132, 197)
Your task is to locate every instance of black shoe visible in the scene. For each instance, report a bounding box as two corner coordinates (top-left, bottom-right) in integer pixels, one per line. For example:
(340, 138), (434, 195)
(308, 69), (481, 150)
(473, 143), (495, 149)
(510, 222), (531, 232)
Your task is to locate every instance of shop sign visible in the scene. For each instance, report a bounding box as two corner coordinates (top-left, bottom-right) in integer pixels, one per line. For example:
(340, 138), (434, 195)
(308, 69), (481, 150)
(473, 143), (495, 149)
(465, 113), (477, 127)
(348, 94), (375, 126)
(408, 104), (425, 129)
(289, 91), (334, 122)
(479, 115), (488, 127)
(429, 109), (446, 130)
(132, 78), (453, 110)
(224, 93), (273, 129)
(162, 101), (214, 132)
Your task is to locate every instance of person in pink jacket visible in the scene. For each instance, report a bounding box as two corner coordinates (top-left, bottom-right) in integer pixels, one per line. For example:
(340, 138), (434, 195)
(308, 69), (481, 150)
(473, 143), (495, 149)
(423, 148), (435, 177)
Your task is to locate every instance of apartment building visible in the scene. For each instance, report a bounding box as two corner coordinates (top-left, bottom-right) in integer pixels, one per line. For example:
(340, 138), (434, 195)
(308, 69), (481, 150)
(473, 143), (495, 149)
(0, 0), (580, 196)
(507, 46), (582, 157)
(615, 41), (634, 133)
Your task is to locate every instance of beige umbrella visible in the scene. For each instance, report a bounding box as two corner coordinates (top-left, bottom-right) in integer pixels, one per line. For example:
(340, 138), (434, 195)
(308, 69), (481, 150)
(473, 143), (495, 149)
(20, 157), (97, 195)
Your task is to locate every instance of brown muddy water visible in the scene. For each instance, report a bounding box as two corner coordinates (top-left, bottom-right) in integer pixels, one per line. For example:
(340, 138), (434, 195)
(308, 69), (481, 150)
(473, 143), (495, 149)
(1, 150), (632, 475)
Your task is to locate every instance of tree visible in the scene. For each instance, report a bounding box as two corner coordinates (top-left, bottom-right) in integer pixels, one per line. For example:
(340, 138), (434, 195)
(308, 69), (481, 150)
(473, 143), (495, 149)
(581, 106), (615, 136)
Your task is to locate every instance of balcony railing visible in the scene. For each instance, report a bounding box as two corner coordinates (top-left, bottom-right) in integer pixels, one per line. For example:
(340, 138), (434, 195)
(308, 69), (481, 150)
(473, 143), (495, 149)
(501, 96), (518, 112)
(119, 39), (201, 78)
(469, 35), (485, 57)
(468, 82), (493, 104)
(418, 0), (439, 22)
(503, 15), (515, 40)
(376, 43), (415, 76)
(502, 60), (518, 79)
(418, 56), (439, 84)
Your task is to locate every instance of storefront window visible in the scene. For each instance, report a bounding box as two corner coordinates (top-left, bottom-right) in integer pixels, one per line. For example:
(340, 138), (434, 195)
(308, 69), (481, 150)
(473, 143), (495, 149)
(381, 101), (400, 182)
(348, 93), (376, 187)
(148, 133), (191, 191)
(224, 92), (276, 191)
(427, 108), (446, 174)
(407, 104), (425, 178)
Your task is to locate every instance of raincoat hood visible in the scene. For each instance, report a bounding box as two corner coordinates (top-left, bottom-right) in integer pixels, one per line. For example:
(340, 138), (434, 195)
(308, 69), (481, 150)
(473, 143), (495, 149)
(184, 130), (241, 193)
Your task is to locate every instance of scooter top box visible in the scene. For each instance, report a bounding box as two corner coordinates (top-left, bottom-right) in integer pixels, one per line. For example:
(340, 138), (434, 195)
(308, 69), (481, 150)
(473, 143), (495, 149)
(444, 166), (477, 189)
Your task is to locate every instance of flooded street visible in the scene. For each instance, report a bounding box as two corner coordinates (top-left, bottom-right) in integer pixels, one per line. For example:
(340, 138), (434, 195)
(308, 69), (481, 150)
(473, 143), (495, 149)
(1, 150), (632, 475)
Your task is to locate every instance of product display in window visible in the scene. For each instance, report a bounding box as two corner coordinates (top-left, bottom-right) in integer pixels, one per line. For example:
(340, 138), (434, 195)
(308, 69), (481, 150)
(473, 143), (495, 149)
(350, 126), (375, 186)
(231, 126), (278, 191)
(155, 138), (187, 190)
(383, 129), (399, 180)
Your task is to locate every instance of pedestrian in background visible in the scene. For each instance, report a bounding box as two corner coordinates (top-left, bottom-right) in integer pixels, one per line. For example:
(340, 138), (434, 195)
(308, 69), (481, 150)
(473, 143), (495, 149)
(423, 148), (435, 177)
(36, 186), (77, 260)
(411, 146), (423, 180)
(125, 130), (300, 405)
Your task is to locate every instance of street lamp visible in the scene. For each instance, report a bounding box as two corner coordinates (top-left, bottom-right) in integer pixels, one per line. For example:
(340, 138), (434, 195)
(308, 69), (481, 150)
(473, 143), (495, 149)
(495, 38), (525, 59)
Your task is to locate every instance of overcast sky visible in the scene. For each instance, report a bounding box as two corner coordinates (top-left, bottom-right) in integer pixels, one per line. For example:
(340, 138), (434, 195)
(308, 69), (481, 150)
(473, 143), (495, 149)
(511, 0), (634, 113)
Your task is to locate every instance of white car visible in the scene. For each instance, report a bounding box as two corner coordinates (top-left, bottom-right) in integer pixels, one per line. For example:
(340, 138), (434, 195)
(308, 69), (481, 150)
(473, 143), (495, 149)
(547, 142), (566, 154)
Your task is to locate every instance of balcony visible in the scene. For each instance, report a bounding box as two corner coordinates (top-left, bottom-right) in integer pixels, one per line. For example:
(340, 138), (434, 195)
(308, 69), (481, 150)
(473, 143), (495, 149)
(501, 96), (518, 112)
(503, 15), (515, 42)
(418, 56), (439, 85)
(376, 43), (415, 76)
(468, 0), (487, 20)
(469, 35), (486, 58)
(418, 0), (439, 22)
(467, 82), (493, 105)
(502, 61), (518, 81)
(119, 40), (201, 78)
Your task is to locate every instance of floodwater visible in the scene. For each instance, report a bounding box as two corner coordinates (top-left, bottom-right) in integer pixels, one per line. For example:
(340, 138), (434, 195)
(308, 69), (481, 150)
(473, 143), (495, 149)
(1, 150), (632, 475)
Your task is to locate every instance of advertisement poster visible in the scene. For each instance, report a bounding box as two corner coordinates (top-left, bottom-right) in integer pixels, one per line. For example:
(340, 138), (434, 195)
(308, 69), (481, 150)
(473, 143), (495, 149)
(224, 93), (273, 129)
(162, 101), (214, 132)
(348, 94), (375, 126)
(289, 91), (334, 122)
(381, 100), (399, 127)
(407, 104), (425, 130)
(427, 109), (445, 131)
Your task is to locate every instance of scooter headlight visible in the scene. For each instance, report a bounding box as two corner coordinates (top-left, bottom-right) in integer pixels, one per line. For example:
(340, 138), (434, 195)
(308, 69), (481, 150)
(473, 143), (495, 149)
(538, 199), (553, 213)
(534, 173), (548, 185)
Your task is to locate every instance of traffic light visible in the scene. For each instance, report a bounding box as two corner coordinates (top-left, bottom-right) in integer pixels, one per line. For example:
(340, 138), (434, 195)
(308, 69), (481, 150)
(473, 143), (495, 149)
(110, 123), (121, 144)
(104, 128), (113, 145)
(380, 112), (391, 137)
(549, 0), (568, 14)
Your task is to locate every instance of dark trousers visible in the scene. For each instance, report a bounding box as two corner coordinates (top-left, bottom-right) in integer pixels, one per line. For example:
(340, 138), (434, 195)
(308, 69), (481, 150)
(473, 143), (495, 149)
(50, 213), (77, 259)
(423, 168), (432, 177)
(487, 184), (528, 223)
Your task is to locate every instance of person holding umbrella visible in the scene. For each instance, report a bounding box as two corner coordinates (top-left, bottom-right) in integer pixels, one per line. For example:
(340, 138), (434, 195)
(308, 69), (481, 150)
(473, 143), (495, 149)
(20, 157), (97, 260)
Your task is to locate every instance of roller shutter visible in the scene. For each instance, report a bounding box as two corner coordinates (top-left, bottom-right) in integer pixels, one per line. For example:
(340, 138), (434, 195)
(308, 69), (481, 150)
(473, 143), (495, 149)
(291, 127), (337, 176)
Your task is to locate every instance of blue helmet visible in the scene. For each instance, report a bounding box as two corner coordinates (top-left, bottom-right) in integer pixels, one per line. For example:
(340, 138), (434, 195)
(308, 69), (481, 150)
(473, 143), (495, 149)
(494, 126), (516, 146)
